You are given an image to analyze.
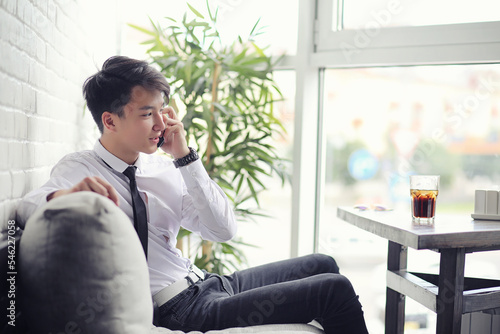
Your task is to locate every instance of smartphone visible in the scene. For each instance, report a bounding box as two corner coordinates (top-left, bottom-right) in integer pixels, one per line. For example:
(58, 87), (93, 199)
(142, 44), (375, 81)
(158, 108), (169, 147)
(157, 136), (165, 148)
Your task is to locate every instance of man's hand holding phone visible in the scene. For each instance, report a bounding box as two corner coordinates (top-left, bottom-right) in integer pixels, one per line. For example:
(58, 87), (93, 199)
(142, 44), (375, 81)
(157, 106), (190, 159)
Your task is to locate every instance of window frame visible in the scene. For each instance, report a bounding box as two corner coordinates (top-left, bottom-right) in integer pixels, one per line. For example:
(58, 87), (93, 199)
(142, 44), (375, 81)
(314, 0), (500, 67)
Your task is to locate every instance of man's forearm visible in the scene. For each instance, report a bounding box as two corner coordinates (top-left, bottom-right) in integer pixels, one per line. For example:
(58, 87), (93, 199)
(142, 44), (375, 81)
(16, 187), (59, 228)
(178, 160), (237, 242)
(46, 189), (69, 201)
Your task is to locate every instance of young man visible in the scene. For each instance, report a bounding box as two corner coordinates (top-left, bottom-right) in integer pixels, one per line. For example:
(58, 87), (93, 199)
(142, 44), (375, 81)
(18, 56), (369, 333)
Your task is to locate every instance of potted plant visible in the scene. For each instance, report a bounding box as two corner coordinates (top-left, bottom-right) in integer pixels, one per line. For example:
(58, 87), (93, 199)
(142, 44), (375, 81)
(130, 1), (289, 274)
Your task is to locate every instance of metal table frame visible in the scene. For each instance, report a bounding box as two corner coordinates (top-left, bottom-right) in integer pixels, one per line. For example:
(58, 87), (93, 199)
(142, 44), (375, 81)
(337, 207), (500, 334)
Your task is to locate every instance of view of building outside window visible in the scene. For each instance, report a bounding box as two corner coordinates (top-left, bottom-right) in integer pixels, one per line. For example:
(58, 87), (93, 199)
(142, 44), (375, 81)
(318, 65), (500, 332)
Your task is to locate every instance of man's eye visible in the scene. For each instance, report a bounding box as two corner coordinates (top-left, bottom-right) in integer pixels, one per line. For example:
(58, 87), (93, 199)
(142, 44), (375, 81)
(143, 112), (152, 117)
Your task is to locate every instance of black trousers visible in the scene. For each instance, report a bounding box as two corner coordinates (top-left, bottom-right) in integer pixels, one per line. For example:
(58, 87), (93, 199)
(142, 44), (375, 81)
(159, 254), (369, 334)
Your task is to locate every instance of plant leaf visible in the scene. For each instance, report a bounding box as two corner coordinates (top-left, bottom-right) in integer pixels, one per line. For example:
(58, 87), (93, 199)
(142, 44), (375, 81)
(127, 23), (156, 36)
(187, 2), (205, 19)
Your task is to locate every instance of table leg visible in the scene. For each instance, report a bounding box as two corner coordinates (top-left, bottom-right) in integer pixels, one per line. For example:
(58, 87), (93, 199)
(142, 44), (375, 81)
(436, 248), (466, 334)
(385, 241), (408, 334)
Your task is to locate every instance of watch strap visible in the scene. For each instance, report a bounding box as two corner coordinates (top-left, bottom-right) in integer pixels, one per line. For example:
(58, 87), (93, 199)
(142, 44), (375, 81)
(173, 147), (199, 168)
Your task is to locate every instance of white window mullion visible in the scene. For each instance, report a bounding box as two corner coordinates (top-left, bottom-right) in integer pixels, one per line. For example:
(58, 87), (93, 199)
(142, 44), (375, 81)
(291, 0), (321, 257)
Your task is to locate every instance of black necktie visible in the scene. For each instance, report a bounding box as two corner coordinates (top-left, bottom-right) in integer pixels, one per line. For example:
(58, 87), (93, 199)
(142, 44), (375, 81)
(123, 166), (148, 258)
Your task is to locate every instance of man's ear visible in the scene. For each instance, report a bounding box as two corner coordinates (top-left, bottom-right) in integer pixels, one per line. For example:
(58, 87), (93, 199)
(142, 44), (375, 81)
(102, 111), (117, 132)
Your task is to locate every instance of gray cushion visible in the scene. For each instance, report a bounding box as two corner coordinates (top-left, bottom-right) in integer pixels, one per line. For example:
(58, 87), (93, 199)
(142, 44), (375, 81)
(20, 192), (152, 334)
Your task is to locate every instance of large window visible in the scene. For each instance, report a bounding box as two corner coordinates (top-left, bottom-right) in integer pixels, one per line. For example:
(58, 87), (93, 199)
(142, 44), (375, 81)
(322, 64), (500, 211)
(300, 2), (500, 332)
(316, 59), (500, 334)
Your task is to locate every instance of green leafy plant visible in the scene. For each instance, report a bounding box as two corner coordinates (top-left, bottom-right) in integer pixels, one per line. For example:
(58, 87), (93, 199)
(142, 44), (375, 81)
(130, 2), (289, 274)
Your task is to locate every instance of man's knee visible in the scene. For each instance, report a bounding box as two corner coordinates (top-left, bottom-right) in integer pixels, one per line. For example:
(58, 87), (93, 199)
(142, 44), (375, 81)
(290, 254), (340, 279)
(323, 274), (358, 303)
(332, 274), (354, 292)
(308, 253), (340, 274)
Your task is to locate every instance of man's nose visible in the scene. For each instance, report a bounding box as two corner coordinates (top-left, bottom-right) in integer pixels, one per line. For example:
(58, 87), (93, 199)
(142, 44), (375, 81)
(153, 112), (166, 131)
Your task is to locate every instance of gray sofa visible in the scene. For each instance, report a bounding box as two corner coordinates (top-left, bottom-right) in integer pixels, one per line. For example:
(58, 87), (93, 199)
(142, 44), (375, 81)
(17, 192), (324, 334)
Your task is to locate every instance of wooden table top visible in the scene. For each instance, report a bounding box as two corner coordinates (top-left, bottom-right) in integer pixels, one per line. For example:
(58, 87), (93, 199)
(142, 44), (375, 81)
(337, 206), (500, 251)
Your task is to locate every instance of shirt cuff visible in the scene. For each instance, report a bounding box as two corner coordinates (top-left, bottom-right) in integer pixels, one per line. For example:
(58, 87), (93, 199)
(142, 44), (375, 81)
(177, 159), (210, 188)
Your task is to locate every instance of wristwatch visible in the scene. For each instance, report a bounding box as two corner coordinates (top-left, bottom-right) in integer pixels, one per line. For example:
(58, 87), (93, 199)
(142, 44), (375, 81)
(173, 147), (199, 168)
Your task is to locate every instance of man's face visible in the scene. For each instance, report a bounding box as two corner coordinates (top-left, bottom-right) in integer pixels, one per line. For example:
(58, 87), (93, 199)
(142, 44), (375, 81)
(112, 86), (166, 163)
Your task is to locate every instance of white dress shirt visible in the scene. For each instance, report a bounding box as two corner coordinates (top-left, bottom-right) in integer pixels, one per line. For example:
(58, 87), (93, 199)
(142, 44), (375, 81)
(17, 141), (237, 294)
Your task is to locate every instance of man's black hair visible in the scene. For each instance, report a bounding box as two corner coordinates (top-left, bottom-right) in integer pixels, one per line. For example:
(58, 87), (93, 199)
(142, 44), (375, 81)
(83, 56), (170, 133)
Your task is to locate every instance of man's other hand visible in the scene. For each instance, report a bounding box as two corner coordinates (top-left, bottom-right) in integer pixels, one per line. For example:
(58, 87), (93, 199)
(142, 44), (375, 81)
(47, 176), (119, 206)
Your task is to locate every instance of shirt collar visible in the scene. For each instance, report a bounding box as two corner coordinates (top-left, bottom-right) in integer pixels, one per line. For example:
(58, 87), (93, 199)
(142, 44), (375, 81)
(94, 140), (143, 173)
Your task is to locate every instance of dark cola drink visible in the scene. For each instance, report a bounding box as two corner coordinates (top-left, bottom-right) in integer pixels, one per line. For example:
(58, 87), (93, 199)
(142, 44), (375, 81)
(409, 175), (439, 225)
(411, 190), (438, 218)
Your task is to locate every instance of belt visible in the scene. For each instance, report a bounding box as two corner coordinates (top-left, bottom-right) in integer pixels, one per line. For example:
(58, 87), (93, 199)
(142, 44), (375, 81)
(153, 265), (205, 307)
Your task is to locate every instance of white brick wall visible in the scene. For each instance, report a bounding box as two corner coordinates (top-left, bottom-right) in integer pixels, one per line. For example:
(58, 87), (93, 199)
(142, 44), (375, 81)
(0, 0), (118, 231)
